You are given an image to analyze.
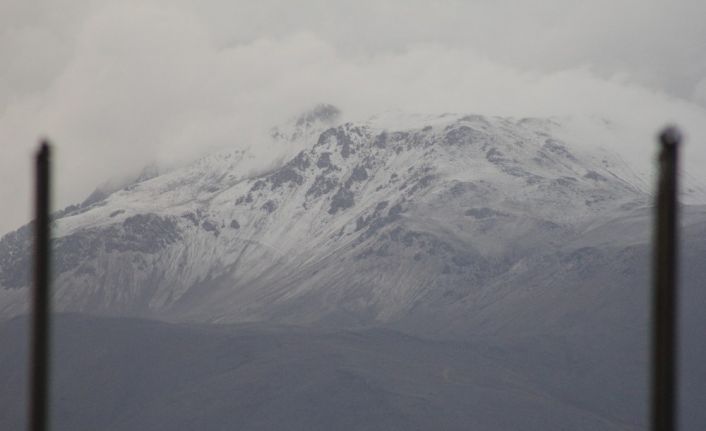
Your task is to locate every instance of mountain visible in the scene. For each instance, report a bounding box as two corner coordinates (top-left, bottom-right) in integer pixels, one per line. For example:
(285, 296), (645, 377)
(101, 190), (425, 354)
(2, 108), (706, 429)
(0, 111), (651, 323)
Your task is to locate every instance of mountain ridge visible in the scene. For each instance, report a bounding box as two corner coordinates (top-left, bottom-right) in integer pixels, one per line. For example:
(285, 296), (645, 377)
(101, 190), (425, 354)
(0, 111), (653, 324)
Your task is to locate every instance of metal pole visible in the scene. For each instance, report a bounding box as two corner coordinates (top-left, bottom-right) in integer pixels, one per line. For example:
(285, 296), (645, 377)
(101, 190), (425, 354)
(652, 127), (680, 431)
(28, 141), (51, 431)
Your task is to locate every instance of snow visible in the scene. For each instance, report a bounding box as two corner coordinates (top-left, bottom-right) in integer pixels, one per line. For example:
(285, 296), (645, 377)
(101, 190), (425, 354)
(0, 109), (693, 324)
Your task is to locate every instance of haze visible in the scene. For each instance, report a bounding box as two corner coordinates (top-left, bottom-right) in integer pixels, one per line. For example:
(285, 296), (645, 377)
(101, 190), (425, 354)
(2, 0), (706, 235)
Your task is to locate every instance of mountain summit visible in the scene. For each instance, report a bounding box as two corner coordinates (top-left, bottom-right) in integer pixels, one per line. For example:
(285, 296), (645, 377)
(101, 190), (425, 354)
(0, 112), (656, 326)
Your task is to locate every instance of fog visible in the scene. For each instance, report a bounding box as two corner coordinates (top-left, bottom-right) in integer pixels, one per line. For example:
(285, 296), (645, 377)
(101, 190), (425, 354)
(2, 0), (706, 234)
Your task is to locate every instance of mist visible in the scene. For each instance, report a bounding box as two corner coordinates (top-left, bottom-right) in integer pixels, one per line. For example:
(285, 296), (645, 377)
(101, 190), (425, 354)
(2, 0), (706, 235)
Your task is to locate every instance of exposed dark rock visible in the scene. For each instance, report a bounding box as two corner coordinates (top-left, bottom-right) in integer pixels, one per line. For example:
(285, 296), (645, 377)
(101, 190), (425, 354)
(329, 188), (355, 214)
(354, 216), (367, 231)
(353, 203), (405, 244)
(355, 201), (391, 232)
(525, 175), (544, 185)
(388, 227), (419, 245)
(374, 132), (387, 148)
(289, 152), (311, 171)
(485, 148), (506, 164)
(390, 131), (409, 141)
(449, 181), (479, 197)
(499, 165), (543, 184)
(552, 177), (578, 188)
(307, 175), (339, 198)
(339, 133), (354, 158)
(584, 171), (608, 182)
(109, 210), (125, 218)
(104, 214), (181, 254)
(250, 180), (267, 192)
(230, 220), (240, 229)
(348, 125), (365, 137)
(81, 188), (110, 208)
(0, 224), (32, 289)
(464, 208), (506, 219)
(542, 139), (577, 161)
(202, 220), (220, 236)
(269, 168), (304, 190)
(235, 192), (257, 206)
(349, 165), (368, 182)
(52, 204), (81, 220)
(407, 175), (435, 195)
(181, 212), (200, 226)
(54, 232), (103, 275)
(443, 126), (485, 146)
(401, 230), (422, 247)
(261, 200), (277, 213)
(388, 203), (403, 218)
(316, 152), (333, 169)
(316, 128), (337, 147)
(316, 127), (355, 158)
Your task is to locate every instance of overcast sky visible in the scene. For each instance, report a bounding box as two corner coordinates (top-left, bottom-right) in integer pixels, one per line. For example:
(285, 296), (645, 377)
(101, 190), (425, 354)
(2, 0), (706, 235)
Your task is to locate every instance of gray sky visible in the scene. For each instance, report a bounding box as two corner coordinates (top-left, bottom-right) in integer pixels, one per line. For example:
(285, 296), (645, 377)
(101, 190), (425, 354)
(2, 0), (706, 235)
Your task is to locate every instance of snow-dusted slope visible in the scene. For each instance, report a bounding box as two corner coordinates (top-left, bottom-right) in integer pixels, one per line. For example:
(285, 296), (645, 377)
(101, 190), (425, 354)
(0, 110), (655, 324)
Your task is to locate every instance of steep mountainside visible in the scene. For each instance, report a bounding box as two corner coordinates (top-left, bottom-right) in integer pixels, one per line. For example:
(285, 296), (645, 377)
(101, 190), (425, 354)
(0, 112), (653, 325)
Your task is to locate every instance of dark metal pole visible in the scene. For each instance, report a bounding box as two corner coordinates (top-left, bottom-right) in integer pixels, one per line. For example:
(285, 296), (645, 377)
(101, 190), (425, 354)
(29, 141), (51, 431)
(652, 127), (680, 431)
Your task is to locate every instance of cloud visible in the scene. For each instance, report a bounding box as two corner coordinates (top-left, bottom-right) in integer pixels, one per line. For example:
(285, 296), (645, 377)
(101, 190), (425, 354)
(2, 1), (706, 235)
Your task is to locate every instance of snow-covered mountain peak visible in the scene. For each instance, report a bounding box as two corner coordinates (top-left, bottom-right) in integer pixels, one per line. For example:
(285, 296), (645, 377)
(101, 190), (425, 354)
(0, 112), (655, 323)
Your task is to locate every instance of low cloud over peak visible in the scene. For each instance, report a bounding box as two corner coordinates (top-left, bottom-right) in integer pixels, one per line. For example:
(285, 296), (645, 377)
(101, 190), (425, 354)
(1, 0), (706, 234)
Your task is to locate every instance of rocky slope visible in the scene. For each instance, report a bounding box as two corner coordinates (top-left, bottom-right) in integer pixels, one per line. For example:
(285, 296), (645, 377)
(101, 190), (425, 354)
(0, 110), (652, 324)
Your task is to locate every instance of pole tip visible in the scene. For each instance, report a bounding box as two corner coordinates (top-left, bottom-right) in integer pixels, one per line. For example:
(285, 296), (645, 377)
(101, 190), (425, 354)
(659, 127), (681, 148)
(36, 139), (51, 160)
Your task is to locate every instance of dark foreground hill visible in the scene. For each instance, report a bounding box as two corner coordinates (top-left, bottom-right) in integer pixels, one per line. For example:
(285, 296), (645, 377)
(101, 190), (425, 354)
(0, 314), (645, 431)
